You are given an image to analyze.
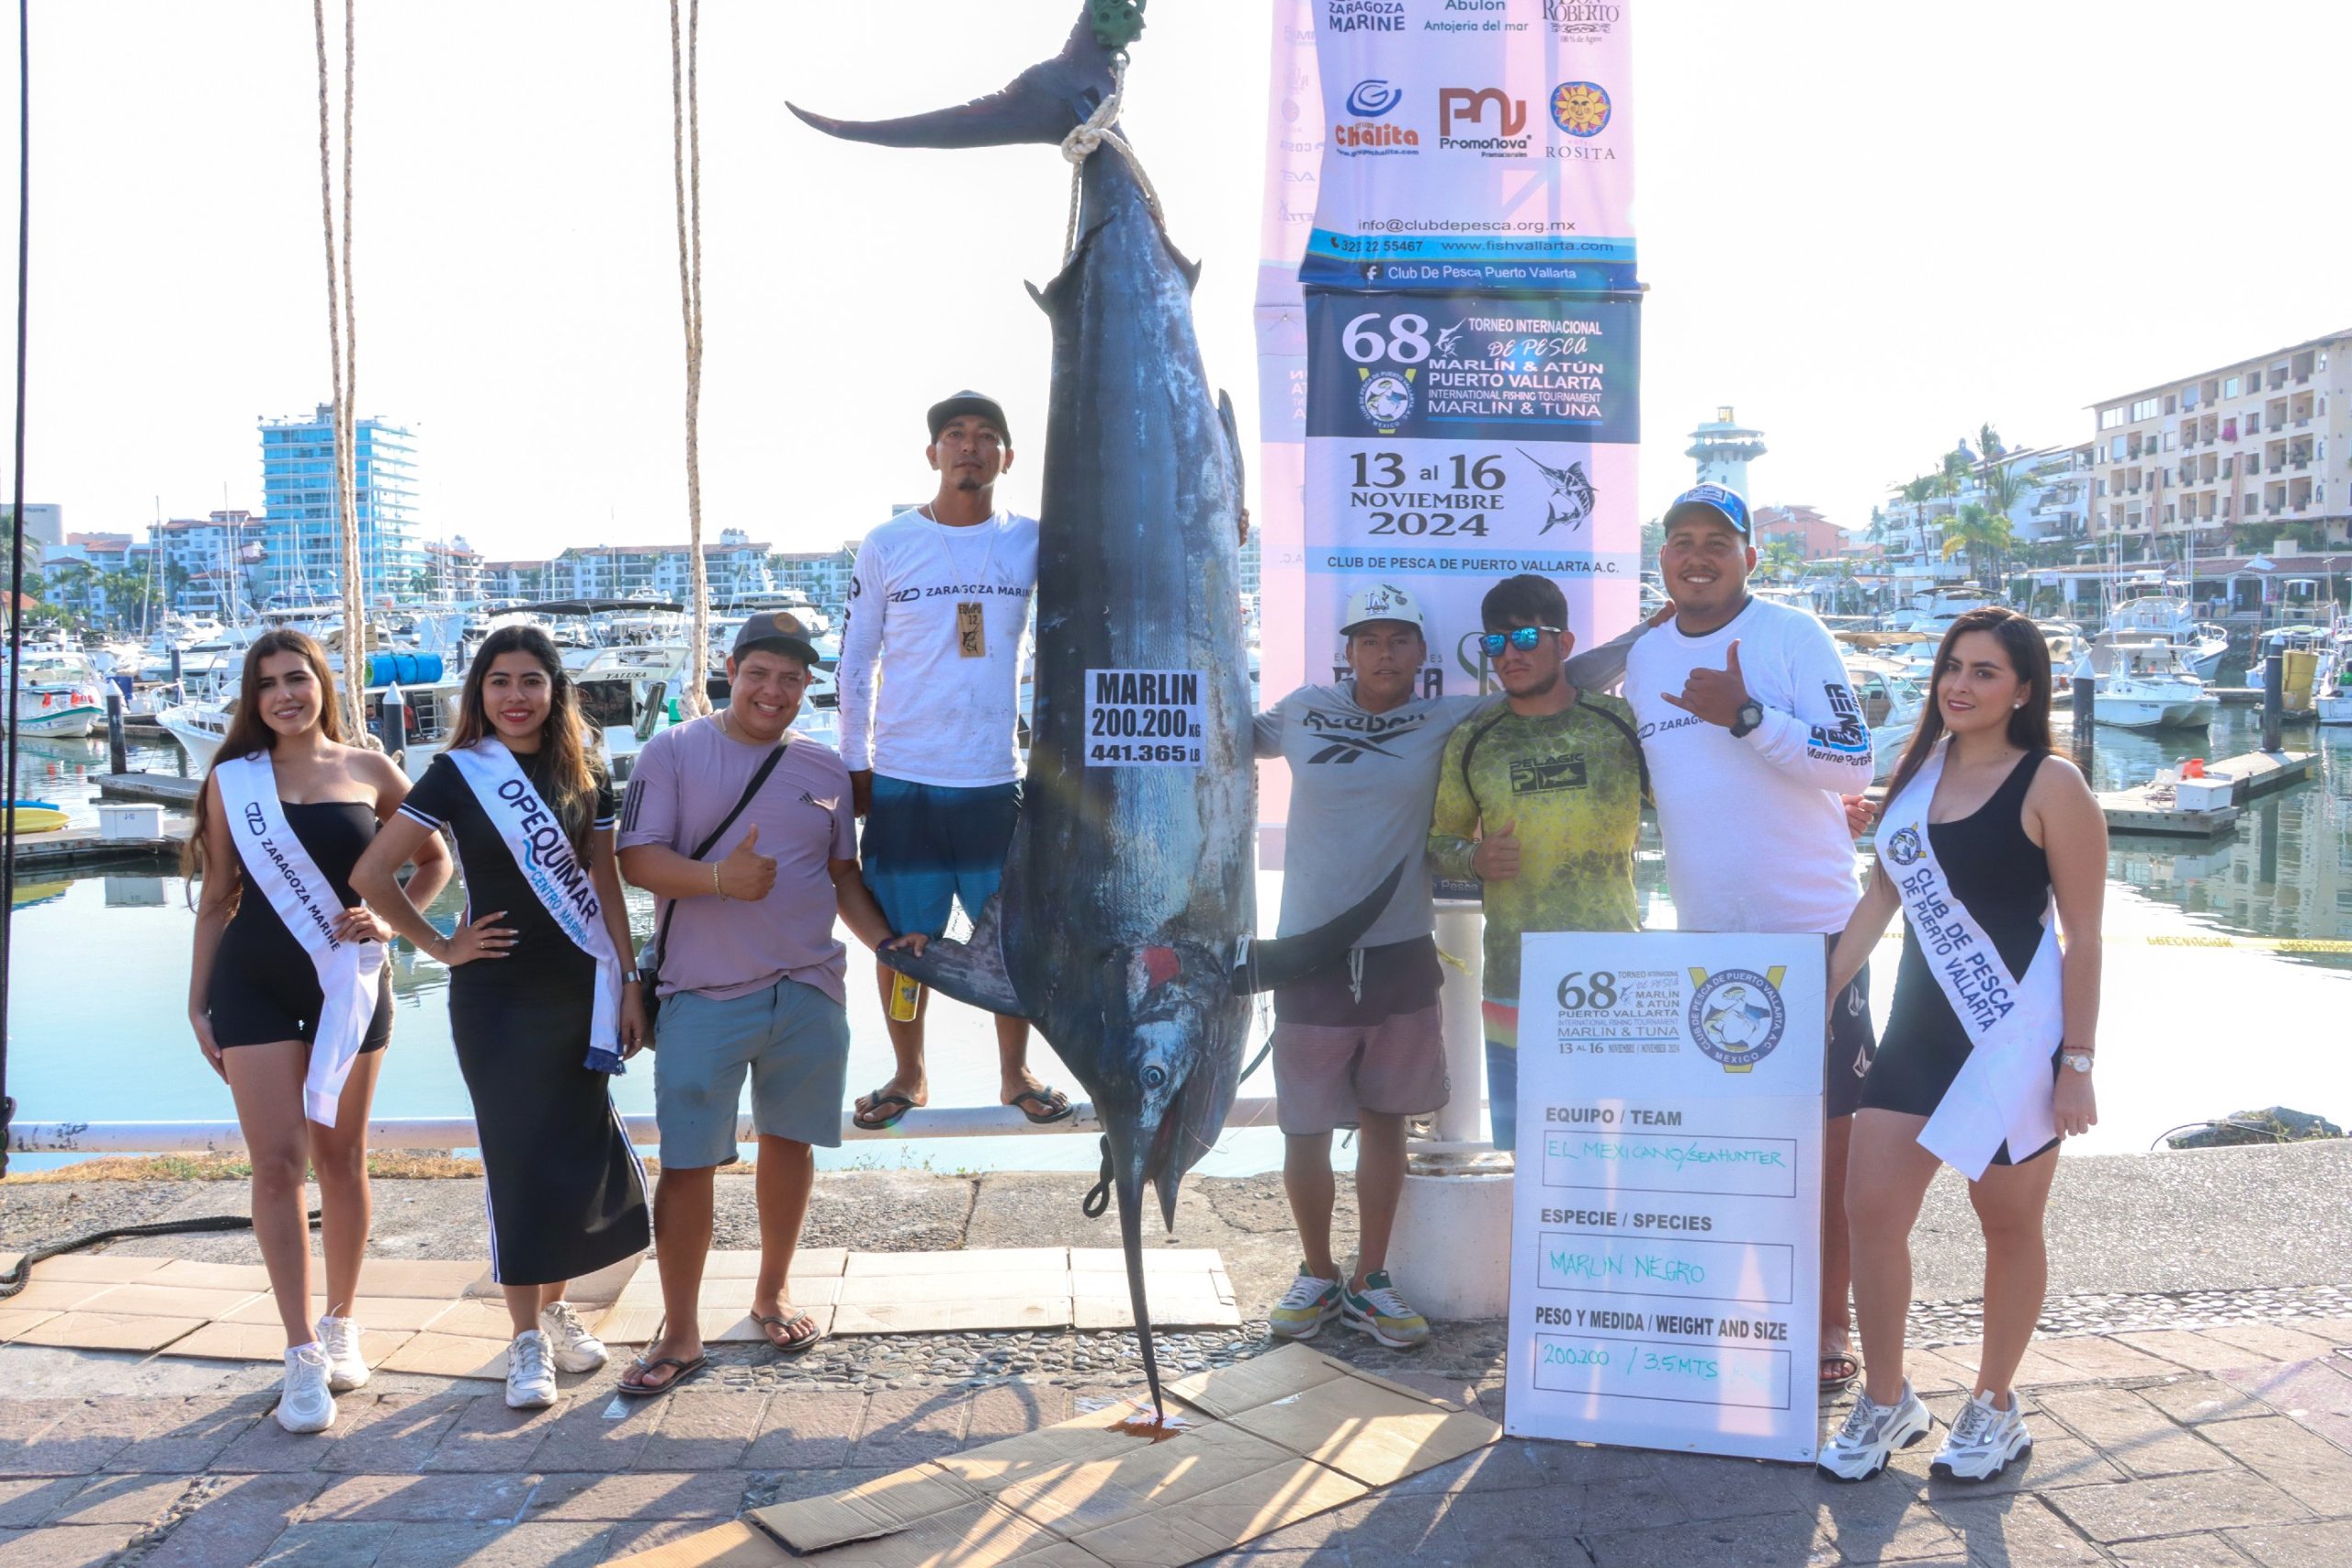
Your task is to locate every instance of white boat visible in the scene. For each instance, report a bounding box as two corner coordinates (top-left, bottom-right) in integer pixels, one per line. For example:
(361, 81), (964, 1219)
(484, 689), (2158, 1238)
(6, 648), (108, 738)
(1890, 582), (1999, 634)
(2317, 642), (2352, 727)
(157, 698), (231, 763)
(2107, 588), (2231, 681)
(2074, 632), (2217, 730)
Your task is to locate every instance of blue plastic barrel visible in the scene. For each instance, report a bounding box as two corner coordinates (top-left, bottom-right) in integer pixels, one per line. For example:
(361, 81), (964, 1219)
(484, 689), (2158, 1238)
(412, 652), (445, 682)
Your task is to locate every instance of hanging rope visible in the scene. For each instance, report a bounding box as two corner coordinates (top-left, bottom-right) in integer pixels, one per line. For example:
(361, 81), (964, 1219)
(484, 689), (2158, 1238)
(312, 0), (367, 739)
(669, 0), (710, 716)
(1060, 55), (1161, 265)
(1, 0), (34, 1173)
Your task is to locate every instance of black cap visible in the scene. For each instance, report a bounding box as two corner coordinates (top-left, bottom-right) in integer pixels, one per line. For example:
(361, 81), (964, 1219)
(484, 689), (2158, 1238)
(731, 611), (820, 668)
(926, 389), (1012, 445)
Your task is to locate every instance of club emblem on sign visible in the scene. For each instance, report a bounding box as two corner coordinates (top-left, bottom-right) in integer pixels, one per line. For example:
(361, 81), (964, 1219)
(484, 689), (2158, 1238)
(1357, 367), (1416, 433)
(1687, 966), (1788, 1074)
(1885, 827), (1924, 866)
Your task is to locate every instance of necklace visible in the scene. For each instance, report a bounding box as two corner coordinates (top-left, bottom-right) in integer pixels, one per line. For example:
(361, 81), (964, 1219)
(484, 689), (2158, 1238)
(924, 504), (1000, 591)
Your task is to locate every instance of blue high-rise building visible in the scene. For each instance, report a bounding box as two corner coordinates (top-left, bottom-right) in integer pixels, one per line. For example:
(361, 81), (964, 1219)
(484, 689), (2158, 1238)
(257, 405), (423, 606)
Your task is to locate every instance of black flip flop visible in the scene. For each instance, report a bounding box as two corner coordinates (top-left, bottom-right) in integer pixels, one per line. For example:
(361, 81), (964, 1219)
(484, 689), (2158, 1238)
(1820, 1352), (1860, 1394)
(1008, 1087), (1076, 1125)
(617, 1354), (707, 1398)
(853, 1089), (917, 1132)
(756, 1312), (824, 1357)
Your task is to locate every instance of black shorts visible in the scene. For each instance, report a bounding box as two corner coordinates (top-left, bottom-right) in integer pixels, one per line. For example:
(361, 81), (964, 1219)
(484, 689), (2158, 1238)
(210, 961), (393, 1054)
(1824, 932), (1876, 1121)
(1860, 1035), (2062, 1166)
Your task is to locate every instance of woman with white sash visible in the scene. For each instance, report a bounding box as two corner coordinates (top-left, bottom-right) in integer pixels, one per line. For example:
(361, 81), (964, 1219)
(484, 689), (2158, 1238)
(188, 631), (452, 1434)
(353, 625), (651, 1411)
(1816, 607), (2106, 1485)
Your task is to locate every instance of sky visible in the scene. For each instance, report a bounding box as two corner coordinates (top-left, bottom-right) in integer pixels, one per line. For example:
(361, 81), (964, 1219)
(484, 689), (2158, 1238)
(6, 1), (2350, 563)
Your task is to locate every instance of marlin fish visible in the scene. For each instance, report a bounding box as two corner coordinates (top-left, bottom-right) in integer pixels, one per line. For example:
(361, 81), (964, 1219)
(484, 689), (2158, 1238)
(793, 9), (1399, 1415)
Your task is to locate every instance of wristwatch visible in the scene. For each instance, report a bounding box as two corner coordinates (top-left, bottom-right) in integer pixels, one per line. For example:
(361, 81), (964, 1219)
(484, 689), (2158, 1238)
(2060, 1049), (2094, 1074)
(1728, 700), (1765, 739)
(622, 969), (643, 986)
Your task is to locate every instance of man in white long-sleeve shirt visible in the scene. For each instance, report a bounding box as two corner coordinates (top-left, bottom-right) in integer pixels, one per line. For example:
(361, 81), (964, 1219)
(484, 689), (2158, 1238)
(836, 391), (1069, 1132)
(1623, 482), (1879, 1402)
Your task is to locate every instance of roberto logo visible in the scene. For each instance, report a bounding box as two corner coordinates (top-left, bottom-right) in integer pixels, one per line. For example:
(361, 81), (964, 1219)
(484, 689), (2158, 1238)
(1687, 966), (1788, 1074)
(1550, 81), (1612, 137)
(1357, 367), (1416, 433)
(1884, 827), (1924, 867)
(1344, 79), (1402, 118)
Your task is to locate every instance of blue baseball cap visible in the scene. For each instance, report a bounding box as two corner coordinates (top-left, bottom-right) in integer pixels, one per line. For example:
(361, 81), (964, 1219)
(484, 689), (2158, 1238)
(1664, 483), (1752, 539)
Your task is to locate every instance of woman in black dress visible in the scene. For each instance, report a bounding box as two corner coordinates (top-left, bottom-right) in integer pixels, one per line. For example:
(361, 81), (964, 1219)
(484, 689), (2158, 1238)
(189, 630), (452, 1433)
(1817, 608), (2107, 1485)
(353, 626), (650, 1409)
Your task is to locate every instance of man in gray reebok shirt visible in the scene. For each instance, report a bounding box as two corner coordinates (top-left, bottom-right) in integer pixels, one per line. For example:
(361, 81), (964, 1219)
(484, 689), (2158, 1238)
(1252, 583), (1645, 1349)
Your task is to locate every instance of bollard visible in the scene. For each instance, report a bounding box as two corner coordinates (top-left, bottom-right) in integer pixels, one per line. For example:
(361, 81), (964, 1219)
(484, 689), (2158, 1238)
(2072, 673), (2095, 764)
(1430, 900), (1487, 1145)
(2261, 650), (2284, 753)
(105, 690), (128, 774)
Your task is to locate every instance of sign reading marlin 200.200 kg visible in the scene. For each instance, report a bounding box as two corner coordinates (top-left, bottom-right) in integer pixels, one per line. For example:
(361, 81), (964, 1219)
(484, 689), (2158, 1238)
(1507, 931), (1826, 1463)
(1082, 669), (1205, 768)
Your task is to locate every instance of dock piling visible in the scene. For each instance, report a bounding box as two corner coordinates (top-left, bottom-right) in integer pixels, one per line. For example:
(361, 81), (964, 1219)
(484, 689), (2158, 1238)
(105, 690), (127, 774)
(2073, 673), (2095, 764)
(2262, 651), (2285, 753)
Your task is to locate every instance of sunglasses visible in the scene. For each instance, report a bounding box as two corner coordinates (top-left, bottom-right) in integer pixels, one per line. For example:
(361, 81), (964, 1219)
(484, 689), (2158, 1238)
(1478, 626), (1563, 657)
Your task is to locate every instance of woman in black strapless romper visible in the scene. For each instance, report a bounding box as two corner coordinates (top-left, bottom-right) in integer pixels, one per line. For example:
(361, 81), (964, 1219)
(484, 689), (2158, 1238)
(190, 631), (452, 1433)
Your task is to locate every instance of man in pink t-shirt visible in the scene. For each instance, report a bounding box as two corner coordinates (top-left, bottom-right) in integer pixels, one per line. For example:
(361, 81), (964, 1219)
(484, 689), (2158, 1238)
(614, 614), (921, 1393)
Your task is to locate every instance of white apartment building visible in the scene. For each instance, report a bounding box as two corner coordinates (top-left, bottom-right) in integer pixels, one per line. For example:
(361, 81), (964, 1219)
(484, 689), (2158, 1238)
(769, 546), (858, 611)
(154, 511), (265, 617)
(2088, 330), (2347, 558)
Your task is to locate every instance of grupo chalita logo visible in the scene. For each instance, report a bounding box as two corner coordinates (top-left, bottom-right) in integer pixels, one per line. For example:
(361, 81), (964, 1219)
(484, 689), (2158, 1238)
(1344, 79), (1403, 118)
(1550, 80), (1612, 138)
(1687, 965), (1788, 1073)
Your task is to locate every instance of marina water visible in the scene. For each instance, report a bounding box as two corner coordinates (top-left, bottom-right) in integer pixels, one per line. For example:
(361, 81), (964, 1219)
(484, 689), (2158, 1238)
(6, 710), (2346, 1175)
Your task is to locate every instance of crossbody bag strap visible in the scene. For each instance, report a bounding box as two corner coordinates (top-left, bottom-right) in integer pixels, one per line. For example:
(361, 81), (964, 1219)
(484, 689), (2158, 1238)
(650, 741), (788, 961)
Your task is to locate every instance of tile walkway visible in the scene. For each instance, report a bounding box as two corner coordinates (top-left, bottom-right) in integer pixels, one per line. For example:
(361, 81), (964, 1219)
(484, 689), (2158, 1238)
(0, 1321), (2347, 1565)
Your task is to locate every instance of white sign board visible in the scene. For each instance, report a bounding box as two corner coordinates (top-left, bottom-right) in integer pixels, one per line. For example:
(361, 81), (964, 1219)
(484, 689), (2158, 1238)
(1081, 669), (1205, 768)
(1506, 931), (1826, 1463)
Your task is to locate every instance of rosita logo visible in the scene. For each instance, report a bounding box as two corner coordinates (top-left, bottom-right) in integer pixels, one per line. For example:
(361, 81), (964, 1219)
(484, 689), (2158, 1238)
(1687, 966), (1788, 1074)
(1438, 88), (1531, 155)
(1324, 0), (1404, 32)
(1550, 81), (1612, 138)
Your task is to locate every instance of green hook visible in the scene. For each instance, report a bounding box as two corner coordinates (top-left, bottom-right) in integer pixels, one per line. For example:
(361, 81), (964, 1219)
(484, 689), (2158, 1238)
(1089, 0), (1146, 52)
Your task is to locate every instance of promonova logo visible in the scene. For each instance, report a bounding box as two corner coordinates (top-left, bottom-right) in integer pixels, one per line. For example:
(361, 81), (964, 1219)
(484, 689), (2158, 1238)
(1437, 87), (1530, 156)
(1334, 76), (1419, 156)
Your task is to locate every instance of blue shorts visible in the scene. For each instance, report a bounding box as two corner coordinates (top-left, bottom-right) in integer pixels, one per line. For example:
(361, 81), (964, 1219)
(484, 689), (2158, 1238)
(860, 775), (1020, 938)
(652, 978), (849, 1166)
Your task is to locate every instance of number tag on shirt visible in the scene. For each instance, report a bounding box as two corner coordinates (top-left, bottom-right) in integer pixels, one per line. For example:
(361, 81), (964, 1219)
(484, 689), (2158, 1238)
(956, 601), (987, 659)
(1084, 669), (1204, 767)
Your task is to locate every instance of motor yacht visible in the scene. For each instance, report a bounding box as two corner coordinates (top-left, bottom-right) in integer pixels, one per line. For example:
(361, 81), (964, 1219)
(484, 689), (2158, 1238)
(2073, 632), (2217, 730)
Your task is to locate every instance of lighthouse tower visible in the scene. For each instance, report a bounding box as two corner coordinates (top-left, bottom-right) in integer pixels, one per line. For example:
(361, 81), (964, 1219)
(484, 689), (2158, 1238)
(1687, 406), (1768, 496)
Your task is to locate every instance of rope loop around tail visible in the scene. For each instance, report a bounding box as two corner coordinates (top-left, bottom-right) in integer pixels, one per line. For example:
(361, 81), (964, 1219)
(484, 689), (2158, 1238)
(1080, 1134), (1114, 1219)
(1059, 55), (1161, 263)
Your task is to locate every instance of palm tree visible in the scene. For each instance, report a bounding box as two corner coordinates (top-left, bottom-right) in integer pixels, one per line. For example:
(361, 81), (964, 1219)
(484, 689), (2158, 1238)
(1942, 502), (2014, 588)
(1759, 537), (1806, 581)
(1977, 422), (2005, 462)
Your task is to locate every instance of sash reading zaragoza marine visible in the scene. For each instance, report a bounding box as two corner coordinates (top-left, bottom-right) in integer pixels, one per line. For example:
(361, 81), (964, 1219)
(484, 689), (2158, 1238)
(1874, 740), (2062, 1179)
(213, 750), (389, 1125)
(446, 741), (626, 1074)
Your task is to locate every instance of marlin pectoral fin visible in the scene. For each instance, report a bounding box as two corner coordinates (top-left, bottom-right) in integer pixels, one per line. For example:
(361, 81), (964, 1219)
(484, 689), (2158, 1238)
(878, 896), (1026, 1018)
(1230, 861), (1409, 996)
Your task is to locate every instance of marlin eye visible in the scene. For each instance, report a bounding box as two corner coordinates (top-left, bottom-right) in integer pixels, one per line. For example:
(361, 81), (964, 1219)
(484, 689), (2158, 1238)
(1143, 1066), (1167, 1090)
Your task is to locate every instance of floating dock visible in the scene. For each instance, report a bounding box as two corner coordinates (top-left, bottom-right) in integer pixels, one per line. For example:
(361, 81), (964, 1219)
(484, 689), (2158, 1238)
(6, 819), (190, 872)
(2098, 749), (2313, 839)
(93, 772), (203, 807)
(2210, 687), (2317, 717)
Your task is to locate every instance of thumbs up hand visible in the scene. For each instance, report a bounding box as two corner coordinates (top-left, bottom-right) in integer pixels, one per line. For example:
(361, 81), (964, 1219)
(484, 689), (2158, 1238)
(716, 823), (776, 901)
(1472, 819), (1521, 883)
(1659, 638), (1752, 728)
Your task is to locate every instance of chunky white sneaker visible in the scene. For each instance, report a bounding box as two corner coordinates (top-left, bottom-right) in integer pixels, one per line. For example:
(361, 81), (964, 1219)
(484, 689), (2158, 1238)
(1267, 1267), (1343, 1341)
(1933, 1390), (2032, 1483)
(317, 1314), (370, 1393)
(1815, 1380), (1932, 1483)
(275, 1343), (338, 1434)
(504, 1329), (558, 1409)
(538, 1301), (610, 1374)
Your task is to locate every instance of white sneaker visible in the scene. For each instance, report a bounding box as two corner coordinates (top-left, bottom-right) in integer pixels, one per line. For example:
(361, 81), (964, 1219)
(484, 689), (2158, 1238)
(1815, 1380), (1932, 1483)
(276, 1343), (338, 1434)
(504, 1329), (558, 1409)
(317, 1314), (370, 1393)
(1933, 1390), (2033, 1483)
(538, 1301), (610, 1374)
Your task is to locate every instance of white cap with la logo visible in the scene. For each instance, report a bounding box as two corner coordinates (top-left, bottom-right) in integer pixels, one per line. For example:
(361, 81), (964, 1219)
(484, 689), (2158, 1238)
(1339, 582), (1427, 637)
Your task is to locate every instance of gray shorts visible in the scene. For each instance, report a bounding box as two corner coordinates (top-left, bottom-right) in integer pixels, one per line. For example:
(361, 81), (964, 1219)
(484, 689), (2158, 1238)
(652, 977), (850, 1167)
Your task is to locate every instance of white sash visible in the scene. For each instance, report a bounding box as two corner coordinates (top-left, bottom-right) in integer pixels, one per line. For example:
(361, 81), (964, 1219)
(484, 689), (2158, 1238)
(1874, 741), (2062, 1179)
(215, 751), (388, 1127)
(446, 741), (625, 1073)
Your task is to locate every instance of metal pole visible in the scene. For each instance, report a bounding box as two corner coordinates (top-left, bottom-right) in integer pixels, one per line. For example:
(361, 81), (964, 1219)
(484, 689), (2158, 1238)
(2072, 673), (2095, 767)
(2261, 649), (2284, 753)
(0, 0), (30, 1170)
(105, 689), (127, 774)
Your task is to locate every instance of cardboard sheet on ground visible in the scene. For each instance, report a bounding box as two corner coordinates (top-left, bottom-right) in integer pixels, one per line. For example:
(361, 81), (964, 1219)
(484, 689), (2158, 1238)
(609, 1343), (1498, 1568)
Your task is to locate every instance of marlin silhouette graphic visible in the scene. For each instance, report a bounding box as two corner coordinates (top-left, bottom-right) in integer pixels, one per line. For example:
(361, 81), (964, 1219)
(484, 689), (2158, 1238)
(1520, 448), (1596, 535)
